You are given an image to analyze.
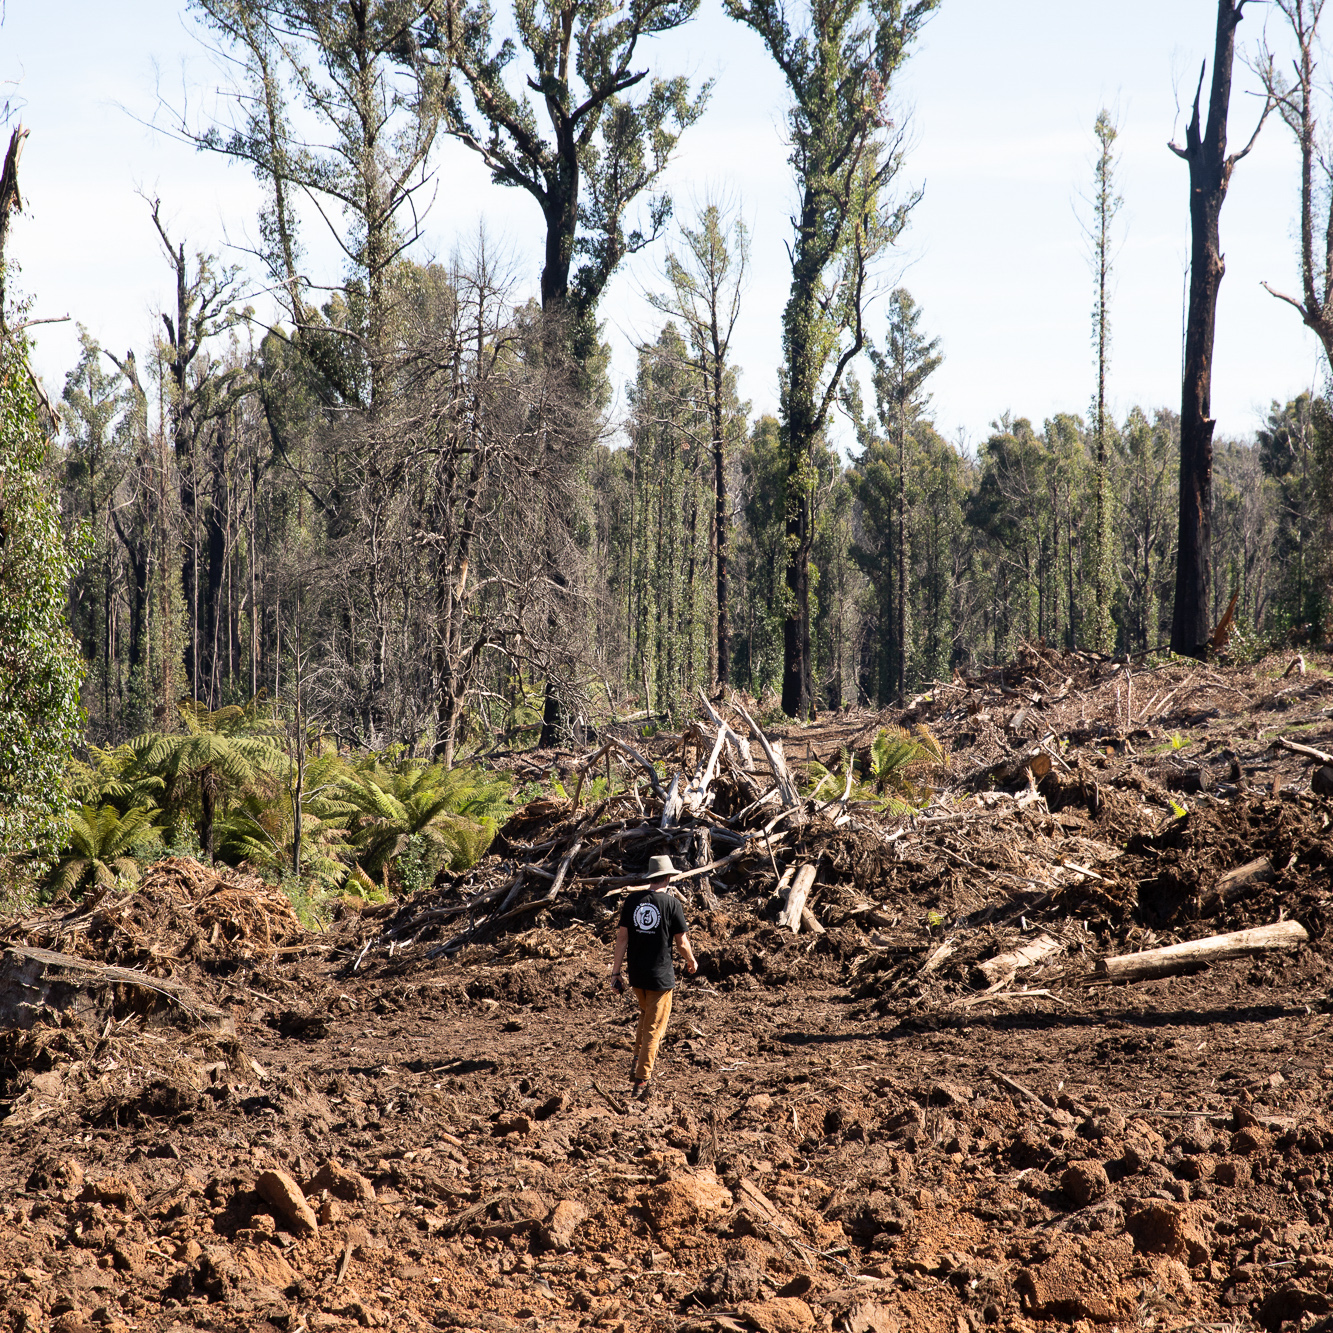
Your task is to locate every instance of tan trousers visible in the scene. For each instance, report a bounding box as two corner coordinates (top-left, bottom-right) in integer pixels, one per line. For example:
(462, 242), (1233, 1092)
(632, 987), (673, 1081)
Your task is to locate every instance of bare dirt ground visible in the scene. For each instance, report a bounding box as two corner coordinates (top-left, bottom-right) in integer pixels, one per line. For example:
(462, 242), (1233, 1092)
(3, 646), (1333, 1333)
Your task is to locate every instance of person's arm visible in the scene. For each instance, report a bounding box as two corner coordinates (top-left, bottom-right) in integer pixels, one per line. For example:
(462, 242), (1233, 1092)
(673, 931), (698, 975)
(610, 925), (628, 982)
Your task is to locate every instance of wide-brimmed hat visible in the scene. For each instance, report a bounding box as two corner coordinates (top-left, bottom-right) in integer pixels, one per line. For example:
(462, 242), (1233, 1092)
(643, 855), (677, 880)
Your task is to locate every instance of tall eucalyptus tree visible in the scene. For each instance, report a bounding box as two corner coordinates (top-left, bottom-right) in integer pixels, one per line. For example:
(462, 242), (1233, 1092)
(433, 0), (709, 358)
(724, 0), (936, 716)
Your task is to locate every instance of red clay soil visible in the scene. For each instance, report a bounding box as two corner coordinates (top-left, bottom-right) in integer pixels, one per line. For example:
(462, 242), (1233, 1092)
(1, 648), (1333, 1333)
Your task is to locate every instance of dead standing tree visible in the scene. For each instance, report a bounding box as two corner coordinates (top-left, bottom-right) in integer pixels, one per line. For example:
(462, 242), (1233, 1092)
(314, 261), (596, 760)
(1169, 0), (1270, 658)
(1256, 1), (1333, 373)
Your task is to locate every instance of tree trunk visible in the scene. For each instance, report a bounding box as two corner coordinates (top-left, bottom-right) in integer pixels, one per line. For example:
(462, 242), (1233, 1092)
(782, 312), (816, 718)
(712, 358), (730, 689)
(201, 782), (216, 864)
(1096, 920), (1308, 983)
(540, 131), (580, 312)
(202, 431), (227, 708)
(781, 489), (813, 718)
(896, 406), (908, 703)
(1171, 1), (1255, 657)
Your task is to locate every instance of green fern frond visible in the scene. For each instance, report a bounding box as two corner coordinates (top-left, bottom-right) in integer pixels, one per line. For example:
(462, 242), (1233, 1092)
(912, 724), (946, 765)
(46, 803), (160, 901)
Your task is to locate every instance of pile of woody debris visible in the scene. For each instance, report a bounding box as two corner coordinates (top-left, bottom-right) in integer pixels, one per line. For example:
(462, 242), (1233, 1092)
(340, 648), (1333, 1008)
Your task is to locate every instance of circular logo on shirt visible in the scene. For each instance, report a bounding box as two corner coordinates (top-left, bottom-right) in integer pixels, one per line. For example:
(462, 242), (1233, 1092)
(633, 900), (662, 933)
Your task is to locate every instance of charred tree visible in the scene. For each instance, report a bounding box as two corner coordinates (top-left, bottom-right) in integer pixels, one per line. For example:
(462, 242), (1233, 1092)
(1168, 0), (1269, 657)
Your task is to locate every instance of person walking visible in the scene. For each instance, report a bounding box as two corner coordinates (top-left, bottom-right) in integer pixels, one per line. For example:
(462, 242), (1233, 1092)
(608, 855), (698, 1100)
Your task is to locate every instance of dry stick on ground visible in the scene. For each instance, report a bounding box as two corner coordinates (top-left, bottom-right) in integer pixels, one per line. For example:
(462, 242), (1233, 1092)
(1093, 920), (1310, 983)
(989, 1066), (1090, 1119)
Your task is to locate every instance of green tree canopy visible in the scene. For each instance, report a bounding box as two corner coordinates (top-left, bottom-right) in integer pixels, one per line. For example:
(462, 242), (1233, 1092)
(0, 341), (87, 870)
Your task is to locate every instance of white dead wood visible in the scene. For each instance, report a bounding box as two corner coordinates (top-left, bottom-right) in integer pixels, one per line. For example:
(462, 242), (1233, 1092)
(777, 864), (817, 935)
(683, 725), (729, 816)
(698, 690), (754, 769)
(976, 933), (1062, 987)
(730, 697), (800, 811)
(1094, 920), (1309, 983)
(659, 773), (683, 830)
(919, 939), (956, 975)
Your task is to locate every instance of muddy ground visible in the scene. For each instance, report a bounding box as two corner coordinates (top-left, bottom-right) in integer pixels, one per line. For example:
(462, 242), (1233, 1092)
(2, 647), (1333, 1333)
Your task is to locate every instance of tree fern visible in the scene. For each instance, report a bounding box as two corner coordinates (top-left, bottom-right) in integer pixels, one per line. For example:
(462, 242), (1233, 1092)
(337, 760), (510, 889)
(215, 752), (352, 889)
(128, 698), (286, 860)
(46, 804), (160, 900)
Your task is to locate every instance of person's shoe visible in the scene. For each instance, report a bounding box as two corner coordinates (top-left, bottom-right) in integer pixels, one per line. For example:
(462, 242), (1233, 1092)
(632, 1080), (650, 1100)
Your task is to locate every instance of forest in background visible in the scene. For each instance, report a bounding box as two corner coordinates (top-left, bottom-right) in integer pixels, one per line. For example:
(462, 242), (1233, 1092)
(4, 0), (1333, 898)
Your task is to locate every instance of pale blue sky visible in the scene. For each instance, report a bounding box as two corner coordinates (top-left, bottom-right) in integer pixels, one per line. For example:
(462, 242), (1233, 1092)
(1, 0), (1323, 450)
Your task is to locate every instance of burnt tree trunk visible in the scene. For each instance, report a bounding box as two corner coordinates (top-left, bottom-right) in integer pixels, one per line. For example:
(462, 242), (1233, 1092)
(201, 421), (228, 707)
(712, 350), (730, 690)
(895, 401), (908, 704)
(1170, 0), (1266, 657)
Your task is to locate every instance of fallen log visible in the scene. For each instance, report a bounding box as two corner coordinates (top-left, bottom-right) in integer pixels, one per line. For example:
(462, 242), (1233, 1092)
(974, 933), (1061, 987)
(777, 864), (817, 935)
(0, 946), (232, 1033)
(1276, 736), (1333, 766)
(1094, 920), (1309, 983)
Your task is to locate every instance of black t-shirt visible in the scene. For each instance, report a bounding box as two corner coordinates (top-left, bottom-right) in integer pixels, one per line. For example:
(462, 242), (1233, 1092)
(619, 887), (688, 991)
